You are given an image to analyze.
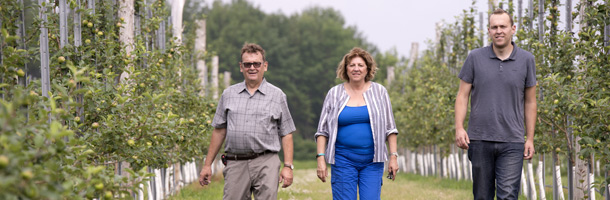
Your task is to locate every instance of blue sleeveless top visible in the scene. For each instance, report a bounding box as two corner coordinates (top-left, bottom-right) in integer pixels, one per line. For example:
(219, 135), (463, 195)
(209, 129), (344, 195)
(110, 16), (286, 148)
(336, 105), (374, 155)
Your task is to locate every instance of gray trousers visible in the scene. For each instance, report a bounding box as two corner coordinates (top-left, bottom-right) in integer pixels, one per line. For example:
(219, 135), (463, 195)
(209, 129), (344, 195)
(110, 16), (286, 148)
(223, 153), (280, 200)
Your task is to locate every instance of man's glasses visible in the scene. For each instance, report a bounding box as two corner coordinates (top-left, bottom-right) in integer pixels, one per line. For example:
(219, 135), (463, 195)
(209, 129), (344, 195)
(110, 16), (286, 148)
(241, 62), (263, 68)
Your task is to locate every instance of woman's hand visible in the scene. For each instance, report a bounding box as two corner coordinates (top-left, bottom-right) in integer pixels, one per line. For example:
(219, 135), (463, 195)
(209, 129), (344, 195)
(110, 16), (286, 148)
(388, 156), (399, 181)
(316, 156), (328, 182)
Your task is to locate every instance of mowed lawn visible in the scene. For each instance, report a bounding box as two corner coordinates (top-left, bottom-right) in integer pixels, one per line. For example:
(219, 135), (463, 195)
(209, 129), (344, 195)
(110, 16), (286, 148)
(169, 161), (476, 200)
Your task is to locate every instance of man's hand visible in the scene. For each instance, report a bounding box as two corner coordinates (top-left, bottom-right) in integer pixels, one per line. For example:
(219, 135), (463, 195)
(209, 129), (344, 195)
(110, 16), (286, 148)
(316, 156), (328, 182)
(279, 166), (293, 188)
(524, 140), (535, 160)
(455, 128), (470, 149)
(388, 156), (399, 181)
(198, 166), (212, 186)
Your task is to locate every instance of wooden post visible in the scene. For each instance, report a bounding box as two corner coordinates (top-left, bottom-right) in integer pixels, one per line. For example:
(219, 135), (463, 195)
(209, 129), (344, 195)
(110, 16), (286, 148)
(211, 56), (219, 100)
(195, 19), (207, 96)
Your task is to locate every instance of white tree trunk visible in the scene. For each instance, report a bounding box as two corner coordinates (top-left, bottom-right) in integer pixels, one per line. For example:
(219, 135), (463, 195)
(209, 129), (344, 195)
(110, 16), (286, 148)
(212, 56), (219, 100)
(462, 151), (469, 181)
(555, 164), (565, 200)
(398, 156), (406, 172)
(423, 149), (428, 176)
(195, 19), (207, 96)
(589, 171), (595, 200)
(170, 0), (185, 45)
(443, 157), (448, 178)
(522, 169), (529, 197)
(224, 71), (231, 89)
(527, 160), (537, 200)
(430, 147), (437, 175)
(119, 0), (135, 84)
(596, 160), (600, 176)
(155, 168), (163, 199)
(387, 66), (394, 86)
(147, 177), (154, 200)
(447, 154), (457, 179)
(575, 138), (588, 199)
(410, 152), (416, 174)
(407, 42), (419, 69)
(455, 151), (462, 180)
(418, 152), (425, 176)
(537, 159), (547, 200)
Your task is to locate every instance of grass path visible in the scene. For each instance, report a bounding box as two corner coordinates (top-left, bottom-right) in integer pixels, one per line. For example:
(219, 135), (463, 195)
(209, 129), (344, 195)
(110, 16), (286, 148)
(170, 166), (475, 199)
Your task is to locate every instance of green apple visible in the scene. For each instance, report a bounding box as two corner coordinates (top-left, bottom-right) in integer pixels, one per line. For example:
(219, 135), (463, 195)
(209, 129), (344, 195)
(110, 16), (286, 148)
(92, 122), (99, 128)
(95, 183), (104, 190)
(87, 22), (93, 28)
(104, 191), (113, 200)
(58, 56), (66, 64)
(17, 69), (25, 77)
(127, 139), (135, 146)
(21, 169), (34, 180)
(0, 155), (9, 168)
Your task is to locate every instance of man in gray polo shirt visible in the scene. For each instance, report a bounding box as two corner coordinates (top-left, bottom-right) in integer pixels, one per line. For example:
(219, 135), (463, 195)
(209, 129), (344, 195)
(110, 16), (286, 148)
(455, 9), (537, 200)
(199, 43), (296, 199)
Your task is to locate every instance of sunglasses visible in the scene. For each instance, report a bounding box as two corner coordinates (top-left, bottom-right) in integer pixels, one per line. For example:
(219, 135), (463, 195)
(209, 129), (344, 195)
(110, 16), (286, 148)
(241, 62), (263, 68)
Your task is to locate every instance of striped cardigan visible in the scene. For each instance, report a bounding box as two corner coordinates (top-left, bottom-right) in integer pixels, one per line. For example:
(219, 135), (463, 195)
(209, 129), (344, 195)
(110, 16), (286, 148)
(314, 82), (399, 164)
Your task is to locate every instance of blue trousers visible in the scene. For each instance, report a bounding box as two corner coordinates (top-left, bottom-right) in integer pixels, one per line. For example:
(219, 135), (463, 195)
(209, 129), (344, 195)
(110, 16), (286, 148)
(331, 150), (384, 200)
(468, 140), (524, 200)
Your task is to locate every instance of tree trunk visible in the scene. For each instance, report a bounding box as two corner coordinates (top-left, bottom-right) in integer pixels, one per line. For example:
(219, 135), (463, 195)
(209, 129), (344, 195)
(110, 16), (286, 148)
(537, 155), (547, 200)
(211, 56), (219, 100)
(527, 160), (537, 199)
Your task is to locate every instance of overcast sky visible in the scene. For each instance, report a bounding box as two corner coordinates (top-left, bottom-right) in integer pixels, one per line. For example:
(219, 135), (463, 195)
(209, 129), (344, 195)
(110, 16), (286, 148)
(205, 0), (577, 58)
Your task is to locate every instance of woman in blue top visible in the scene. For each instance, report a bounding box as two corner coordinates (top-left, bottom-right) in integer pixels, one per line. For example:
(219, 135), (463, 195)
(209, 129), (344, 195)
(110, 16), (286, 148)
(315, 47), (399, 200)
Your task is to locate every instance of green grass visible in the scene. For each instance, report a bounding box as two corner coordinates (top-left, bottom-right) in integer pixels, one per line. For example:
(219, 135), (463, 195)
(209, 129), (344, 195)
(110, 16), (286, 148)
(170, 160), (476, 200)
(168, 160), (606, 199)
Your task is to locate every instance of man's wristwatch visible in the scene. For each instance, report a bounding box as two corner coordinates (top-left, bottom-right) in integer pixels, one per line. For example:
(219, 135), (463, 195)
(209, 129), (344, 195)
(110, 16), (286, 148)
(284, 163), (294, 170)
(390, 152), (399, 157)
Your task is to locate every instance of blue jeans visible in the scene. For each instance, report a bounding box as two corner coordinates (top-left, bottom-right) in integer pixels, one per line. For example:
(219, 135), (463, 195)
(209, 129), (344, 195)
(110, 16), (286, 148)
(331, 150), (384, 200)
(468, 140), (524, 200)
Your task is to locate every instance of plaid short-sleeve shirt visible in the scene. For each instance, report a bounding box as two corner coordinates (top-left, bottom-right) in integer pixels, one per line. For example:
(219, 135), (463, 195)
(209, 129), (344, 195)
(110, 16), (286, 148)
(211, 79), (296, 154)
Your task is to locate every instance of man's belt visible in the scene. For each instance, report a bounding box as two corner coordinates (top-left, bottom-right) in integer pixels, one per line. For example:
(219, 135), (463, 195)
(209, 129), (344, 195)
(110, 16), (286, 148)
(224, 150), (275, 161)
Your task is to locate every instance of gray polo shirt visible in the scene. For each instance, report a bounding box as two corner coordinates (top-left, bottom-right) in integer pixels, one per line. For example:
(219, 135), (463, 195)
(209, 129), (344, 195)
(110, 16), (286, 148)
(458, 42), (536, 143)
(211, 79), (296, 154)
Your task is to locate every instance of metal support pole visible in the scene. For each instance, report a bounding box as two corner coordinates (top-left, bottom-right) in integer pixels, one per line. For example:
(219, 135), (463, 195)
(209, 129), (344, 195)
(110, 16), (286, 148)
(17, 0), (28, 87)
(39, 0), (51, 122)
(59, 0), (68, 48)
(74, 0), (82, 48)
(527, 0), (534, 31)
(518, 0), (523, 30)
